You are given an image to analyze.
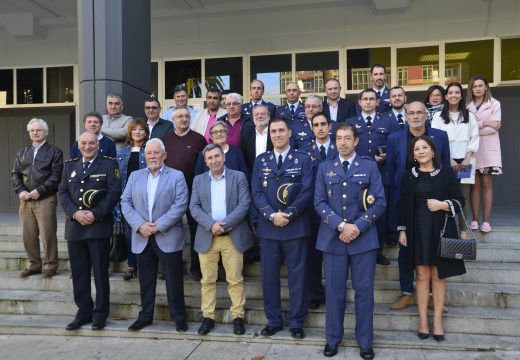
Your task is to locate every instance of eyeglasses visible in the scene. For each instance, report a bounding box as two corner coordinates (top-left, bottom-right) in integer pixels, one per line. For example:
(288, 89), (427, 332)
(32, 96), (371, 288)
(304, 105), (321, 109)
(144, 106), (159, 110)
(407, 111), (426, 116)
(225, 102), (240, 106)
(210, 130), (227, 136)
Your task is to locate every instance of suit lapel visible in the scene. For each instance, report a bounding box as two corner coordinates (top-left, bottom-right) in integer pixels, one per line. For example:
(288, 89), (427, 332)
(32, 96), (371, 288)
(203, 171), (211, 208)
(225, 169), (232, 214)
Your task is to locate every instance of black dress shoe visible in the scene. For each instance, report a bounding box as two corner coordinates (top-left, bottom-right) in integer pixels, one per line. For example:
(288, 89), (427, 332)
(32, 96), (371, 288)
(359, 347), (375, 359)
(417, 332), (430, 340)
(324, 343), (338, 357)
(376, 254), (391, 265)
(260, 325), (283, 336)
(176, 320), (188, 332)
(233, 317), (245, 335)
(198, 317), (215, 335)
(192, 272), (202, 282)
(433, 334), (445, 342)
(128, 319), (153, 331)
(66, 318), (92, 331)
(309, 299), (323, 310)
(290, 327), (305, 339)
(92, 320), (106, 330)
(123, 268), (137, 281)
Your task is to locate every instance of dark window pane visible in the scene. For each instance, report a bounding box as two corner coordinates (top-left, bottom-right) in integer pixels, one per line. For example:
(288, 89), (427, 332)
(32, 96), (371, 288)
(502, 38), (520, 81)
(296, 52), (339, 94)
(346, 48), (391, 90)
(250, 54), (291, 95)
(205, 57), (243, 94)
(396, 46), (439, 86)
(17, 68), (43, 104)
(0, 69), (13, 105)
(164, 59), (202, 98)
(445, 40), (493, 84)
(46, 66), (74, 103)
(151, 62), (158, 97)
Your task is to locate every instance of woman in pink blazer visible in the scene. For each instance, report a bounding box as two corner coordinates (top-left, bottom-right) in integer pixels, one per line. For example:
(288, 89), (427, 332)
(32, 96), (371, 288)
(466, 75), (502, 233)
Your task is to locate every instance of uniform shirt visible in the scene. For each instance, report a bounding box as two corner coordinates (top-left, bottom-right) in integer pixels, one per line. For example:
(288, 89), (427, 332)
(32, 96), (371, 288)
(362, 112), (376, 125)
(209, 169), (227, 222)
(315, 138), (331, 156)
(338, 152), (356, 171)
(274, 146), (290, 164)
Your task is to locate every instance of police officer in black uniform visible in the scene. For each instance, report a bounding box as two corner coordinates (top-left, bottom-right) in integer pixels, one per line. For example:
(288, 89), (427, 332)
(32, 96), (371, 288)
(59, 131), (121, 331)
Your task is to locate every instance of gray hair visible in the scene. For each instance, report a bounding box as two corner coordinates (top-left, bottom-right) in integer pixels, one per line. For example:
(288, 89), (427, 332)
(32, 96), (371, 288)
(106, 93), (123, 103)
(209, 120), (228, 134)
(145, 138), (165, 152)
(202, 143), (224, 157)
(225, 92), (242, 105)
(26, 118), (49, 134)
(305, 94), (323, 103)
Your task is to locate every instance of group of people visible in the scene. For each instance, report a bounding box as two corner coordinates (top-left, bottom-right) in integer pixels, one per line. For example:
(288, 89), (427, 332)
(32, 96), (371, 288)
(11, 65), (502, 359)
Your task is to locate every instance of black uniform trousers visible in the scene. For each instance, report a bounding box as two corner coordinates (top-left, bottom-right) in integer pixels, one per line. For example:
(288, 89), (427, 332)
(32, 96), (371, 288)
(67, 237), (110, 322)
(136, 235), (186, 323)
(307, 221), (325, 302)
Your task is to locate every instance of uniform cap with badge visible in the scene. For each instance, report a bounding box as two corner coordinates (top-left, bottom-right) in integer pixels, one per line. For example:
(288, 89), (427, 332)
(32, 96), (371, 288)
(358, 188), (376, 212)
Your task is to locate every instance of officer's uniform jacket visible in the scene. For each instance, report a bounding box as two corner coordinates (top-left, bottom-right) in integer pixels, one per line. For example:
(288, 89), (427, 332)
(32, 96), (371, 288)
(275, 101), (305, 124)
(314, 154), (386, 255)
(241, 100), (276, 120)
(58, 155), (121, 241)
(252, 147), (314, 240)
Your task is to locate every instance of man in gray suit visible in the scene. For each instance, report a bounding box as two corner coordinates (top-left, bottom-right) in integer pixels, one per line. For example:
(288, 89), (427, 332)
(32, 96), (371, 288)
(121, 138), (189, 332)
(190, 143), (252, 336)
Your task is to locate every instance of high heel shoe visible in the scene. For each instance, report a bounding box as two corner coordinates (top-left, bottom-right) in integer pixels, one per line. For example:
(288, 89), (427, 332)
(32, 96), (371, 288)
(123, 268), (137, 281)
(433, 334), (445, 342)
(417, 332), (430, 340)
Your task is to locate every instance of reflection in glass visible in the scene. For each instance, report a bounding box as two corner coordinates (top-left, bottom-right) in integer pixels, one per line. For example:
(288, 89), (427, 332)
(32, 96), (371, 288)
(296, 52), (339, 94)
(445, 40), (493, 84)
(17, 68), (43, 104)
(396, 46), (439, 86)
(205, 57), (243, 94)
(250, 54), (291, 96)
(164, 59), (202, 98)
(347, 48), (391, 90)
(47, 66), (74, 103)
(0, 69), (14, 105)
(151, 62), (158, 97)
(502, 38), (520, 81)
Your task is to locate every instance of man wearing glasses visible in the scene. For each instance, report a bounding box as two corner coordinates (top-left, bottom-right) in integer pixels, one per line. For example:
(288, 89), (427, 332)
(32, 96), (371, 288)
(291, 95), (324, 149)
(144, 98), (173, 139)
(191, 88), (227, 142)
(217, 93), (249, 148)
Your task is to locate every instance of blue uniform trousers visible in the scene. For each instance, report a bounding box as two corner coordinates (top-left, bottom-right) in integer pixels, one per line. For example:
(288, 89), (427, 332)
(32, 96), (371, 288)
(307, 222), (325, 302)
(323, 249), (377, 349)
(260, 236), (308, 328)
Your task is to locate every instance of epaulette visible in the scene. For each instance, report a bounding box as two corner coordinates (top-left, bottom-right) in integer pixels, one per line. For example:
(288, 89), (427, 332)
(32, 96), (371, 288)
(66, 158), (79, 162)
(103, 156), (116, 160)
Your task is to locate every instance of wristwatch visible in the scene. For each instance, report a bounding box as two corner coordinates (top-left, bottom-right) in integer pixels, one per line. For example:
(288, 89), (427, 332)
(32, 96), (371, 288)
(337, 221), (346, 232)
(269, 213), (275, 222)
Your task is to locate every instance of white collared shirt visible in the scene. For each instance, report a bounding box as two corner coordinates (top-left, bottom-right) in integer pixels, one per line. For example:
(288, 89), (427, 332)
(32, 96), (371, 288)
(362, 112), (376, 124)
(32, 140), (46, 160)
(327, 100), (339, 121)
(146, 166), (164, 221)
(255, 127), (269, 157)
(209, 169), (227, 222)
(274, 146), (291, 164)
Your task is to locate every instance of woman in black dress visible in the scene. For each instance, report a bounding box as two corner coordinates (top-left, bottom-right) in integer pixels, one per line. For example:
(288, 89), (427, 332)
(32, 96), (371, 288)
(398, 135), (466, 342)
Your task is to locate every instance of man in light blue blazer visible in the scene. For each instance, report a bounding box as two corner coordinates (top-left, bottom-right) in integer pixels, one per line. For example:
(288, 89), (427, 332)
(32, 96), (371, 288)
(120, 138), (189, 332)
(190, 143), (252, 336)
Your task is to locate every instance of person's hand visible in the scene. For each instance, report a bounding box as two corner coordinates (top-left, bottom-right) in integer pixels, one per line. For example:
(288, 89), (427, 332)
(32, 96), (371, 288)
(28, 189), (40, 200)
(339, 223), (360, 243)
(74, 210), (95, 226)
(210, 222), (226, 235)
(427, 199), (445, 212)
(374, 155), (386, 164)
(139, 222), (156, 237)
(399, 231), (407, 246)
(450, 159), (459, 172)
(484, 120), (501, 130)
(18, 191), (30, 201)
(273, 212), (290, 227)
(459, 158), (471, 172)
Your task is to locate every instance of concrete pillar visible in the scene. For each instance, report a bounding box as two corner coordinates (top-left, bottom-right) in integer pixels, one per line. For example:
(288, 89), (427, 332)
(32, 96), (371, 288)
(77, 0), (151, 125)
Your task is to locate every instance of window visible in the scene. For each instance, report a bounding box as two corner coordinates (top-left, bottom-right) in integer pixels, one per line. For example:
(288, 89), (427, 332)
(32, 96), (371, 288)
(164, 59), (202, 99)
(296, 51), (339, 95)
(396, 46), (439, 86)
(17, 68), (43, 104)
(502, 37), (520, 81)
(0, 69), (13, 105)
(46, 66), (74, 103)
(250, 54), (291, 105)
(205, 57), (243, 95)
(445, 40), (493, 84)
(347, 48), (391, 90)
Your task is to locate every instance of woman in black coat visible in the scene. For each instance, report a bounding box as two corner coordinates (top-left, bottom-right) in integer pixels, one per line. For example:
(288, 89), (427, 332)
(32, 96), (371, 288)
(397, 135), (466, 342)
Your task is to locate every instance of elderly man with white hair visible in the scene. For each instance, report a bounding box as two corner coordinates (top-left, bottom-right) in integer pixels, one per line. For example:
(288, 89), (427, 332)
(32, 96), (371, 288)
(217, 92), (249, 148)
(12, 118), (64, 278)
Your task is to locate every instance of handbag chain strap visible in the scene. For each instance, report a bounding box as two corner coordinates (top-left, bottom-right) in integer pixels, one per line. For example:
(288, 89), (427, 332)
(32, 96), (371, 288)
(440, 199), (475, 240)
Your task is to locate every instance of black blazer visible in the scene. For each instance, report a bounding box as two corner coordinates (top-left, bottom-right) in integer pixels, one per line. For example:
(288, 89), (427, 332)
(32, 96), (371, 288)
(150, 118), (174, 140)
(240, 121), (273, 176)
(398, 166), (466, 279)
(322, 97), (357, 123)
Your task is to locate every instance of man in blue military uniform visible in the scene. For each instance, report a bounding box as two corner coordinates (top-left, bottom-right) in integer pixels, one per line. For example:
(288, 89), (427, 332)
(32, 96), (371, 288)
(241, 79), (276, 120)
(299, 112), (338, 310)
(291, 95), (323, 149)
(357, 64), (392, 115)
(252, 116), (314, 339)
(315, 123), (385, 359)
(382, 86), (407, 131)
(347, 88), (400, 265)
(59, 131), (121, 331)
(275, 82), (305, 124)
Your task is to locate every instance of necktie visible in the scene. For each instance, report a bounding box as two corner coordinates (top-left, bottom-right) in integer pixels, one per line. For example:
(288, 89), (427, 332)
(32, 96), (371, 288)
(253, 103), (257, 108)
(320, 145), (327, 160)
(377, 90), (381, 98)
(290, 104), (295, 116)
(277, 154), (283, 171)
(83, 161), (90, 172)
(342, 160), (349, 173)
(397, 113), (404, 128)
(366, 116), (372, 128)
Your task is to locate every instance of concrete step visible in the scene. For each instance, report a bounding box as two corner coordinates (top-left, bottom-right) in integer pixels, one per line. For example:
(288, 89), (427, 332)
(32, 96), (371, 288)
(1, 271), (519, 309)
(0, 289), (518, 336)
(1, 314), (519, 352)
(0, 237), (69, 252)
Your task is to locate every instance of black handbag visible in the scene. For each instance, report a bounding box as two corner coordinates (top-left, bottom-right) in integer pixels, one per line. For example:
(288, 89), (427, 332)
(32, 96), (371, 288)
(110, 206), (127, 263)
(439, 200), (477, 260)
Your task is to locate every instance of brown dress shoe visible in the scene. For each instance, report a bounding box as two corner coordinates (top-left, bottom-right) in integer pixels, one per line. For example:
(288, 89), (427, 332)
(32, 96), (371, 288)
(42, 269), (57, 278)
(20, 269), (41, 278)
(390, 294), (415, 310)
(428, 297), (448, 313)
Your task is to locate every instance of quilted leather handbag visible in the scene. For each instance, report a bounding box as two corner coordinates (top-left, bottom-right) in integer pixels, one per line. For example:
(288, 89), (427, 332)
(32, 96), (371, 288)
(439, 200), (477, 260)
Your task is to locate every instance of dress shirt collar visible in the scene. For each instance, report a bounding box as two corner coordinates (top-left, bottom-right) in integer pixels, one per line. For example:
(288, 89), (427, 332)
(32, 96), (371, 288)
(338, 152), (356, 168)
(315, 138), (331, 150)
(209, 168), (226, 181)
(146, 166), (164, 177)
(274, 146), (291, 162)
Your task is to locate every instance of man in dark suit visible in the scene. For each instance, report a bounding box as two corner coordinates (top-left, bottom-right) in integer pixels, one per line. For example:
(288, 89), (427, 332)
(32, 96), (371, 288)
(315, 123), (386, 359)
(190, 143), (252, 336)
(386, 101), (451, 310)
(241, 79), (276, 120)
(252, 117), (314, 339)
(71, 112), (117, 159)
(240, 104), (273, 175)
(121, 138), (189, 332)
(382, 86), (407, 130)
(144, 98), (173, 139)
(58, 131), (121, 331)
(322, 78), (356, 123)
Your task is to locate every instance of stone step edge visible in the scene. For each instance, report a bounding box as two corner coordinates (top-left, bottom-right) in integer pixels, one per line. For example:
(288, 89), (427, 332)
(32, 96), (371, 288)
(0, 314), (518, 352)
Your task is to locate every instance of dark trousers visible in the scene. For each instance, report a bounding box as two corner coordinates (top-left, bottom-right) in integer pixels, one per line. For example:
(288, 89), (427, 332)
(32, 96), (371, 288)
(123, 218), (137, 268)
(307, 222), (325, 302)
(136, 236), (186, 323)
(67, 238), (110, 322)
(186, 208), (200, 275)
(260, 237), (308, 328)
(398, 244), (415, 294)
(376, 185), (390, 252)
